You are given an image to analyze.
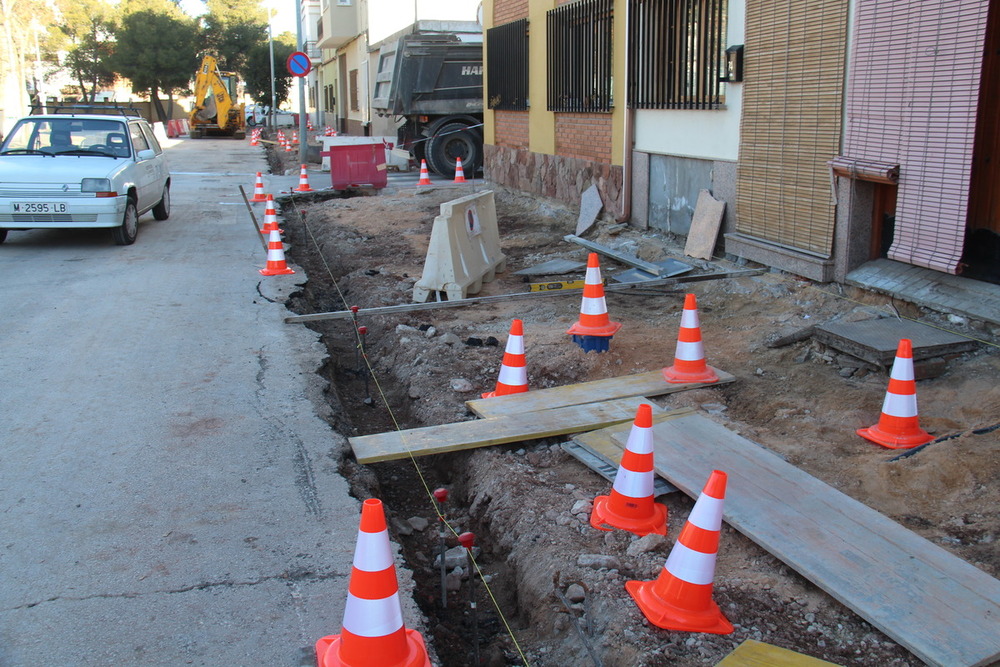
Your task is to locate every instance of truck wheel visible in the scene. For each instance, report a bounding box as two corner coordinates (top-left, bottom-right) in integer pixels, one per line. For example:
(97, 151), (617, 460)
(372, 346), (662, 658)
(426, 123), (481, 178)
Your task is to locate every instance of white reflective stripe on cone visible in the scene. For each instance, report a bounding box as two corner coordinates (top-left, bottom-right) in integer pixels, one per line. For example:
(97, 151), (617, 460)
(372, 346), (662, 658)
(267, 248), (285, 261)
(496, 364), (527, 385)
(890, 359), (915, 382)
(612, 466), (654, 499)
(505, 336), (525, 355)
(623, 427), (653, 455)
(664, 541), (717, 585)
(882, 392), (918, 418)
(686, 495), (724, 531)
(680, 309), (700, 328)
(354, 530), (394, 571)
(580, 297), (609, 315)
(585, 267), (602, 283)
(674, 340), (705, 361)
(341, 592), (404, 637)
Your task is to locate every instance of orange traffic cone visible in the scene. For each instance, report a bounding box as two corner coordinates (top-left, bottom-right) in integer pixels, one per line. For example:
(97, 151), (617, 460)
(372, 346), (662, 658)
(315, 499), (431, 667)
(590, 403), (667, 536)
(453, 157), (466, 183)
(249, 172), (267, 202)
(857, 338), (933, 449)
(662, 293), (719, 384)
(284, 139), (293, 152)
(626, 470), (733, 634)
(482, 319), (528, 398)
(260, 194), (283, 234)
(295, 164), (314, 192)
(259, 229), (295, 276)
(566, 253), (622, 353)
(292, 130), (299, 144)
(249, 131), (259, 147)
(417, 160), (432, 186)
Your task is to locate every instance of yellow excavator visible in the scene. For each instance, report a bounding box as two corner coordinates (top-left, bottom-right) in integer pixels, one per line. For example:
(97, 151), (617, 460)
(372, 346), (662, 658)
(188, 56), (246, 139)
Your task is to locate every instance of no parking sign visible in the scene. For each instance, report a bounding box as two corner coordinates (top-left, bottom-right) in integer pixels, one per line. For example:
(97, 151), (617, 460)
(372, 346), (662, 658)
(286, 52), (311, 77)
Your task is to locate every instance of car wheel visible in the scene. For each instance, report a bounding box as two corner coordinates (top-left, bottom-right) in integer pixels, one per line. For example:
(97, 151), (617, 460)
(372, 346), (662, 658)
(426, 123), (481, 177)
(112, 198), (138, 246)
(0, 229), (7, 244)
(152, 184), (170, 220)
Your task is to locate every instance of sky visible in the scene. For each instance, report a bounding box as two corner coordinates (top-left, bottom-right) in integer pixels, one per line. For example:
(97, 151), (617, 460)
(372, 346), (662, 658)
(178, 0), (298, 36)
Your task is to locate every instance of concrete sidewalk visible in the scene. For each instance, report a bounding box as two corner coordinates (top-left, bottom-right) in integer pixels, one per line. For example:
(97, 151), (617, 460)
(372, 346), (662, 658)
(0, 137), (423, 665)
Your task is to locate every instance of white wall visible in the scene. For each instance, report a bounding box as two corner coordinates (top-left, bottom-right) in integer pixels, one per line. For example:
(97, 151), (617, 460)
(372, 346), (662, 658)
(633, 0), (745, 162)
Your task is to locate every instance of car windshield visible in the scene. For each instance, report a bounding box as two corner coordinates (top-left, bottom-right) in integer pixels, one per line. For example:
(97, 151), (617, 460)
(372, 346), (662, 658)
(0, 118), (131, 158)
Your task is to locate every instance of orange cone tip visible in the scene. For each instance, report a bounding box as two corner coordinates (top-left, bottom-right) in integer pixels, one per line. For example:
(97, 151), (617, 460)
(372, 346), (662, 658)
(315, 499), (431, 667)
(856, 338), (933, 449)
(625, 470), (733, 634)
(417, 160), (432, 186)
(482, 319), (529, 399)
(662, 293), (719, 384)
(567, 253), (622, 352)
(590, 403), (668, 536)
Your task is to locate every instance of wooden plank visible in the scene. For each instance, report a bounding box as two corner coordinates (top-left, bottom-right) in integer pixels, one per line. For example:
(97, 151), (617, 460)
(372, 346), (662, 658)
(348, 397), (649, 464)
(716, 639), (841, 667)
(621, 414), (1000, 667)
(466, 368), (734, 418)
(684, 189), (727, 260)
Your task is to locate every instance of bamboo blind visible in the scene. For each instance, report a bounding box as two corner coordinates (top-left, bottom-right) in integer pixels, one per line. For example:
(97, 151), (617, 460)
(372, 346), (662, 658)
(842, 0), (989, 274)
(735, 0), (848, 257)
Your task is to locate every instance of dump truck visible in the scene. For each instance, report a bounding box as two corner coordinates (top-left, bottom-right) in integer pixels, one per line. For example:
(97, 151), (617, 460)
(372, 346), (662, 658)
(372, 33), (483, 177)
(189, 56), (246, 139)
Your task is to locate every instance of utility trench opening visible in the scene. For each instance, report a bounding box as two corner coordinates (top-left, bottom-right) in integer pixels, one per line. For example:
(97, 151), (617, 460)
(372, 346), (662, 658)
(271, 145), (999, 666)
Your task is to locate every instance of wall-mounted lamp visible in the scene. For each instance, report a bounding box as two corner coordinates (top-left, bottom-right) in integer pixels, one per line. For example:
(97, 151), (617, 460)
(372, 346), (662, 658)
(720, 45), (744, 83)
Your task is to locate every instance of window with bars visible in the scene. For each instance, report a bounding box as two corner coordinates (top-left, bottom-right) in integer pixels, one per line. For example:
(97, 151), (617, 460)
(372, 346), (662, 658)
(487, 19), (530, 110)
(628, 0), (727, 109)
(547, 0), (614, 113)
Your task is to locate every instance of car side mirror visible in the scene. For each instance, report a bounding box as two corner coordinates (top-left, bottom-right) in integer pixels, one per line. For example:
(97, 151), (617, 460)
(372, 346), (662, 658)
(136, 148), (156, 160)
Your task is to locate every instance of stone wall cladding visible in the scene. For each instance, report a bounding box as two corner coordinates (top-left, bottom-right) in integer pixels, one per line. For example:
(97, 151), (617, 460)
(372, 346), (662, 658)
(485, 144), (623, 216)
(494, 111), (530, 150)
(494, 0), (528, 25)
(555, 113), (613, 163)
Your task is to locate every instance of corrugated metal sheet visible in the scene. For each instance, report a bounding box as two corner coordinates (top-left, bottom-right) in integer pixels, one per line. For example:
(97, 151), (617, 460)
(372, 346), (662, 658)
(735, 0), (849, 257)
(842, 0), (989, 274)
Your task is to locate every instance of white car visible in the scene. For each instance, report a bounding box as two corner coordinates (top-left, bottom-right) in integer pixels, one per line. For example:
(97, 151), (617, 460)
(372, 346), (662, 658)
(0, 107), (171, 245)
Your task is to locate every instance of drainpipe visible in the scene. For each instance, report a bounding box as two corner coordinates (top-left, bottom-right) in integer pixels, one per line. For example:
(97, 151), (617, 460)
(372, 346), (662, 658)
(617, 107), (633, 223)
(616, 0), (632, 223)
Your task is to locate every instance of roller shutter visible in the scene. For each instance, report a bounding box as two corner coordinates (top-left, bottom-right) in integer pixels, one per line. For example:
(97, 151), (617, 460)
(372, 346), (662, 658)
(735, 0), (848, 257)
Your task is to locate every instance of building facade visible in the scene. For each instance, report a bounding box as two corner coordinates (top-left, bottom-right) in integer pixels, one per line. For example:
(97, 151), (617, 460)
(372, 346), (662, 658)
(483, 0), (1000, 286)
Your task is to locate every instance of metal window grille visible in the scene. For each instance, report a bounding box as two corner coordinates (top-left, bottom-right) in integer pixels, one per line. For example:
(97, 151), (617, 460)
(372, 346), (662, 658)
(628, 0), (727, 109)
(547, 0), (614, 113)
(487, 19), (530, 110)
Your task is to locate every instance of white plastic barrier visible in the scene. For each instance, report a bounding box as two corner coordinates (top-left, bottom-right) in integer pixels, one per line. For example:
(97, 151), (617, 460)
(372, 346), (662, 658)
(412, 191), (507, 303)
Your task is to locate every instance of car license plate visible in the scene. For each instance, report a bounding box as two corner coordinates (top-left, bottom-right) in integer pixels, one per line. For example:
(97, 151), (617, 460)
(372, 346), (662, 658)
(12, 202), (68, 214)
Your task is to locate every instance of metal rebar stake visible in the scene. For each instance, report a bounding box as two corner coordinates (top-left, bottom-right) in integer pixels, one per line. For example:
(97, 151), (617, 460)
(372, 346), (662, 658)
(459, 531), (479, 666)
(433, 488), (449, 609)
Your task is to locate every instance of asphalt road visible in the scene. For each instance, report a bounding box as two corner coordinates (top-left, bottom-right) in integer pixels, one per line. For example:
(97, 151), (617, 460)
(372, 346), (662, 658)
(0, 138), (412, 665)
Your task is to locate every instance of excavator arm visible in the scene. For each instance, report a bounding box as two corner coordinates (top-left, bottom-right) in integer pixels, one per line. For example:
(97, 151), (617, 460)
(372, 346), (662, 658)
(189, 56), (245, 138)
